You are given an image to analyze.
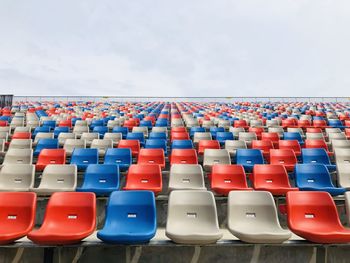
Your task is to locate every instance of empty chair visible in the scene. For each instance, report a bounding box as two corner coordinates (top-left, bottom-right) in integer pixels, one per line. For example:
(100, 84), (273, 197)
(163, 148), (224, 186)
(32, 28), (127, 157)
(268, 127), (284, 137)
(334, 148), (350, 165)
(93, 126), (108, 137)
(224, 140), (247, 157)
(306, 132), (324, 140)
(295, 164), (346, 196)
(9, 139), (32, 149)
(77, 164), (119, 195)
(251, 140), (274, 161)
(287, 127), (304, 137)
(266, 120), (280, 127)
(97, 191), (156, 243)
(228, 191), (291, 243)
(0, 164), (35, 191)
(166, 190), (222, 244)
(278, 140), (301, 157)
(170, 149), (198, 165)
(328, 133), (347, 142)
(58, 132), (76, 146)
(193, 132), (212, 144)
(107, 120), (120, 130)
(198, 140), (220, 155)
(171, 131), (190, 141)
(190, 127), (206, 137)
(34, 132), (54, 145)
(169, 164), (206, 191)
(336, 163), (350, 189)
(236, 149), (264, 172)
(63, 139), (86, 156)
(103, 132), (122, 146)
(238, 132), (257, 146)
(31, 164), (77, 195)
(112, 126), (128, 139)
(126, 132), (145, 146)
(203, 149), (231, 172)
(138, 149), (165, 168)
(261, 132), (280, 148)
(53, 127), (69, 138)
(253, 165), (298, 195)
(305, 139), (332, 156)
(269, 149), (297, 172)
(145, 139), (167, 156)
(171, 139), (193, 149)
(149, 132), (167, 140)
(124, 164), (162, 194)
(12, 132), (31, 140)
(104, 148), (132, 172)
(81, 132), (99, 147)
(152, 127), (168, 133)
(36, 149), (66, 171)
(283, 132), (304, 146)
(34, 138), (58, 156)
(70, 148), (99, 170)
(0, 192), (36, 244)
(209, 127), (225, 139)
(90, 139), (113, 156)
(301, 148), (336, 172)
(211, 165), (252, 195)
(32, 126), (51, 138)
(325, 128), (342, 135)
(286, 191), (350, 243)
(3, 149), (33, 165)
(216, 132), (234, 145)
(73, 125), (89, 137)
(27, 192), (96, 245)
(118, 140), (140, 157)
(132, 127), (148, 138)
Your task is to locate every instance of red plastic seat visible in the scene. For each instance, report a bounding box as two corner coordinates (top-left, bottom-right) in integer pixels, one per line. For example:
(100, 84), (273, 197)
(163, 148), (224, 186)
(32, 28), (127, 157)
(171, 132), (190, 141)
(0, 120), (8, 127)
(36, 149), (66, 171)
(251, 140), (274, 161)
(253, 164), (298, 195)
(278, 140), (301, 157)
(304, 139), (333, 156)
(282, 119), (297, 128)
(313, 120), (328, 129)
(211, 164), (252, 195)
(306, 127), (323, 133)
(286, 191), (350, 243)
(171, 127), (187, 133)
(27, 192), (96, 245)
(261, 132), (280, 148)
(297, 120), (311, 129)
(123, 120), (138, 131)
(346, 128), (350, 139)
(198, 140), (220, 155)
(248, 127), (264, 139)
(138, 149), (165, 168)
(269, 149), (297, 172)
(118, 139), (140, 157)
(12, 132), (31, 140)
(124, 164), (162, 194)
(170, 149), (198, 164)
(59, 120), (72, 128)
(0, 192), (36, 244)
(234, 120), (249, 130)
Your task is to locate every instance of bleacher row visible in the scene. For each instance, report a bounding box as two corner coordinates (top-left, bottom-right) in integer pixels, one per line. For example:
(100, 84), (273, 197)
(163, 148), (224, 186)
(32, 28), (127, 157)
(1, 101), (350, 246)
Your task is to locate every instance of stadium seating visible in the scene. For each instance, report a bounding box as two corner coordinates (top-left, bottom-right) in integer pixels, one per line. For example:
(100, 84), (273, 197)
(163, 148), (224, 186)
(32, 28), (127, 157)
(236, 149), (264, 172)
(0, 164), (35, 191)
(145, 139), (167, 155)
(104, 148), (132, 171)
(198, 140), (220, 155)
(118, 139), (140, 157)
(70, 148), (99, 170)
(3, 149), (33, 165)
(216, 132), (234, 145)
(137, 149), (165, 168)
(168, 164), (206, 191)
(283, 132), (304, 146)
(278, 140), (301, 157)
(171, 139), (193, 149)
(251, 140), (274, 161)
(203, 149), (231, 172)
(301, 148), (336, 172)
(269, 149), (297, 172)
(170, 149), (198, 164)
(36, 149), (66, 171)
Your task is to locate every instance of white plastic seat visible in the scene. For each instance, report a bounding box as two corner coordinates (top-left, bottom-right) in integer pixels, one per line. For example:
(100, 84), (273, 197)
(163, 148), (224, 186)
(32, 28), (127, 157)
(0, 127), (10, 134)
(203, 149), (231, 172)
(168, 164), (206, 191)
(202, 120), (214, 129)
(229, 127), (245, 138)
(132, 127), (148, 137)
(171, 119), (184, 127)
(287, 128), (304, 136)
(332, 140), (350, 150)
(336, 163), (350, 189)
(325, 128), (342, 135)
(74, 120), (88, 126)
(193, 132), (212, 144)
(152, 127), (168, 133)
(218, 120), (231, 130)
(90, 139), (113, 156)
(0, 139), (5, 156)
(14, 126), (31, 133)
(186, 119), (199, 128)
(224, 140), (247, 156)
(3, 149), (33, 165)
(73, 126), (89, 137)
(0, 164), (35, 191)
(9, 139), (32, 149)
(107, 120), (120, 130)
(31, 164), (77, 195)
(0, 132), (8, 142)
(103, 133), (122, 146)
(328, 133), (346, 141)
(228, 191), (291, 243)
(266, 120), (280, 127)
(34, 132), (54, 145)
(166, 190), (222, 244)
(305, 132), (324, 140)
(63, 139), (86, 156)
(81, 132), (99, 147)
(335, 148), (350, 165)
(250, 120), (263, 127)
(268, 127), (284, 137)
(58, 132), (76, 147)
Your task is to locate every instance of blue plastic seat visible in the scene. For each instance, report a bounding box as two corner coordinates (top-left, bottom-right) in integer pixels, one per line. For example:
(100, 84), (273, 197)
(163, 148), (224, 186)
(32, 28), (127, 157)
(190, 127), (206, 137)
(126, 132), (145, 146)
(93, 126), (108, 137)
(90, 120), (104, 129)
(328, 119), (346, 129)
(171, 140), (193, 149)
(301, 148), (336, 172)
(283, 132), (304, 146)
(34, 138), (59, 156)
(97, 191), (157, 244)
(70, 148), (99, 170)
(104, 148), (132, 172)
(149, 132), (167, 140)
(210, 127), (225, 139)
(295, 164), (346, 196)
(140, 120), (153, 128)
(145, 139), (167, 156)
(77, 164), (120, 195)
(216, 132), (234, 145)
(112, 127), (128, 139)
(53, 127), (69, 138)
(155, 119), (168, 127)
(42, 120), (56, 130)
(32, 126), (51, 138)
(236, 149), (264, 172)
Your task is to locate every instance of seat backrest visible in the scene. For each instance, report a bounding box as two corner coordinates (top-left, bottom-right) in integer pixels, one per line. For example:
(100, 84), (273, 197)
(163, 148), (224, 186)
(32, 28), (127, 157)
(211, 164), (248, 187)
(126, 164), (162, 187)
(37, 149), (66, 164)
(9, 139), (32, 149)
(171, 140), (193, 149)
(138, 149), (165, 166)
(169, 164), (205, 190)
(83, 164), (120, 189)
(306, 132), (324, 140)
(90, 139), (113, 150)
(170, 149), (198, 164)
(332, 140), (350, 150)
(193, 132), (212, 143)
(295, 164), (334, 188)
(3, 149), (33, 164)
(70, 148), (99, 165)
(270, 149), (297, 165)
(236, 149), (264, 165)
(104, 148), (132, 165)
(251, 140), (274, 153)
(34, 132), (54, 143)
(0, 164), (35, 189)
(39, 164), (77, 189)
(335, 148), (350, 164)
(253, 164), (291, 188)
(301, 148), (331, 165)
(203, 149), (231, 166)
(239, 132), (257, 142)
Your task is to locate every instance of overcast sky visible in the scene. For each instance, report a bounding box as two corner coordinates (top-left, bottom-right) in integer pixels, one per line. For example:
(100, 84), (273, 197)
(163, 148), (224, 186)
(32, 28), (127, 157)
(0, 0), (350, 97)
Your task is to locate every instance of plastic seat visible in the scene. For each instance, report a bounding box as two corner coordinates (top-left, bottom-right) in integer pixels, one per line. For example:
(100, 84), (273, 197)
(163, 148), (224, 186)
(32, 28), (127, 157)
(12, 132), (31, 140)
(104, 148), (132, 171)
(63, 139), (86, 156)
(336, 163), (350, 189)
(234, 120), (249, 129)
(301, 148), (336, 172)
(0, 192), (36, 244)
(126, 132), (145, 146)
(313, 119), (328, 129)
(152, 127), (168, 133)
(282, 119), (297, 128)
(58, 133), (76, 147)
(171, 139), (193, 149)
(236, 149), (264, 172)
(93, 126), (108, 137)
(149, 132), (167, 140)
(261, 132), (280, 148)
(228, 191), (291, 243)
(53, 127), (69, 138)
(210, 127), (225, 139)
(269, 149), (297, 172)
(81, 132), (99, 147)
(34, 138), (59, 156)
(27, 192), (96, 245)
(224, 140), (247, 156)
(169, 164), (206, 191)
(165, 190), (222, 244)
(132, 127), (148, 138)
(145, 139), (167, 156)
(306, 132), (324, 140)
(211, 165), (252, 195)
(251, 140), (274, 161)
(252, 165), (298, 195)
(73, 126), (89, 137)
(36, 149), (66, 171)
(137, 149), (165, 168)
(70, 148), (99, 170)
(90, 139), (113, 156)
(42, 120), (56, 129)
(306, 127), (323, 134)
(34, 132), (54, 145)
(198, 140), (220, 155)
(283, 132), (304, 146)
(295, 164), (346, 196)
(278, 140), (301, 157)
(103, 132), (122, 146)
(170, 149), (198, 165)
(0, 164), (35, 191)
(32, 126), (51, 138)
(286, 191), (350, 243)
(193, 132), (212, 145)
(118, 139), (140, 157)
(328, 119), (346, 129)
(90, 120), (104, 129)
(203, 149), (231, 172)
(124, 164), (162, 194)
(97, 191), (156, 244)
(3, 149), (33, 165)
(305, 139), (332, 156)
(9, 139), (32, 149)
(112, 126), (128, 139)
(171, 132), (190, 141)
(31, 164), (77, 195)
(190, 127), (206, 137)
(77, 164), (119, 195)
(334, 148), (350, 165)
(238, 132), (257, 147)
(229, 127), (245, 139)
(249, 127), (264, 139)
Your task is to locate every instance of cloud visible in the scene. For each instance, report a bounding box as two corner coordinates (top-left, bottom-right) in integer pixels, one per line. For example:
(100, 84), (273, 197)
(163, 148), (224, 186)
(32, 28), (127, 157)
(0, 0), (350, 97)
